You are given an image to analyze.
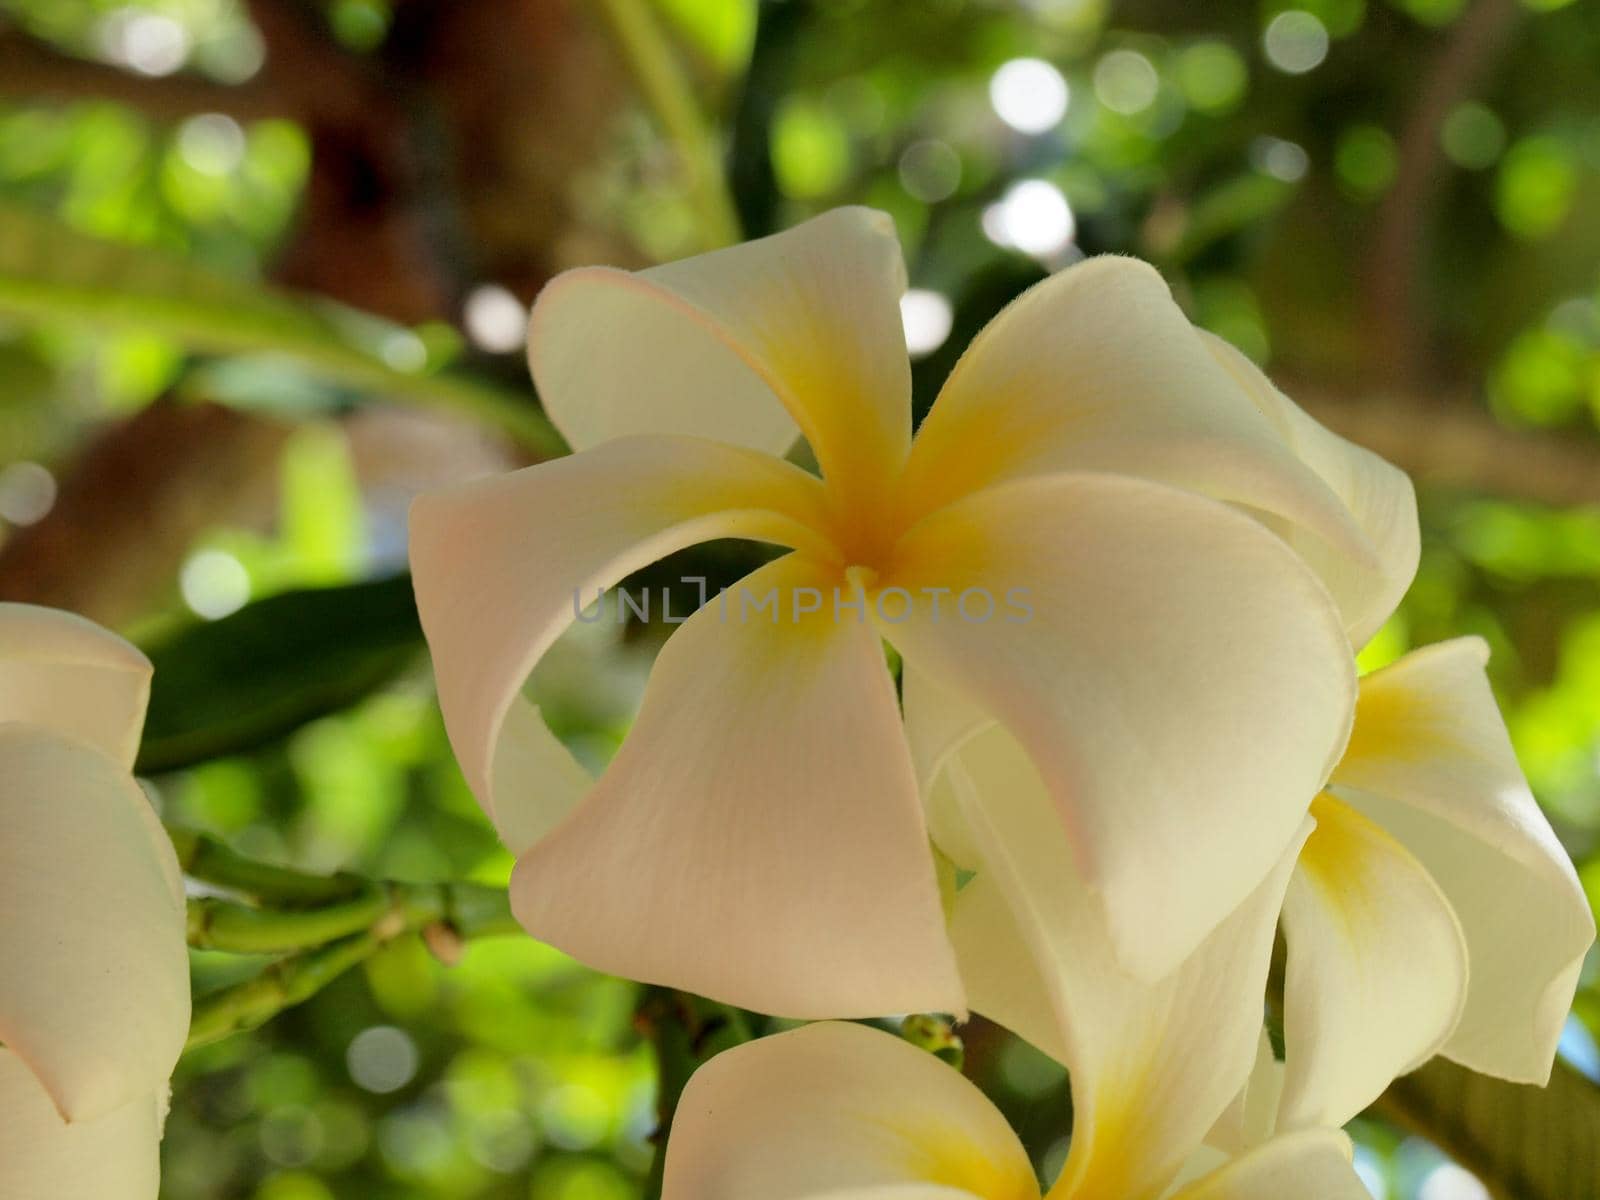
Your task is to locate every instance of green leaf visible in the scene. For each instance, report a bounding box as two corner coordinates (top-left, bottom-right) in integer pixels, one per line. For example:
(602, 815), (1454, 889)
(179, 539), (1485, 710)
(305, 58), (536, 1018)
(1374, 1057), (1600, 1199)
(0, 204), (565, 455)
(137, 575), (424, 773)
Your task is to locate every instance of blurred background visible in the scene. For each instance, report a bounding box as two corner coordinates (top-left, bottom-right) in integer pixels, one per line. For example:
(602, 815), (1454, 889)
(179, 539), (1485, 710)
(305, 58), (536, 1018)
(1, 0), (1598, 1197)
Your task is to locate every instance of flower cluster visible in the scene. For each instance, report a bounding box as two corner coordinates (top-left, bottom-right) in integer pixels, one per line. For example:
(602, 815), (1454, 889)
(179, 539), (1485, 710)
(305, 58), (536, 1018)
(0, 605), (189, 1198)
(411, 209), (1595, 1197)
(3, 207), (1590, 1199)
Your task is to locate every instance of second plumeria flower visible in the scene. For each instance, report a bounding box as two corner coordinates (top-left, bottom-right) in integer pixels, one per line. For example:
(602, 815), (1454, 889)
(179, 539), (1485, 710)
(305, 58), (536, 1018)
(410, 207), (1381, 1017)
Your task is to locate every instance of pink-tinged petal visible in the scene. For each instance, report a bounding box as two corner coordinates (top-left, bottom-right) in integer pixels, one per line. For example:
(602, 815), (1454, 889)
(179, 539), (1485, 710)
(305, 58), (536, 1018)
(529, 207), (912, 516)
(1204, 333), (1418, 646)
(1278, 795), (1468, 1130)
(939, 723), (1309, 1200)
(0, 602), (151, 769)
(0, 728), (189, 1122)
(1333, 638), (1596, 1082)
(1166, 1130), (1369, 1200)
(410, 434), (834, 844)
(0, 1052), (161, 1200)
(888, 472), (1354, 980)
(898, 257), (1375, 582)
(509, 555), (963, 1018)
(662, 1022), (1035, 1200)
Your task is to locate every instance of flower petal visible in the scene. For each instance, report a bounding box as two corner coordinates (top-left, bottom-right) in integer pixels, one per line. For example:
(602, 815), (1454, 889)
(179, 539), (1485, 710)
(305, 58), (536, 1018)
(661, 1021), (1035, 1200)
(887, 472), (1354, 979)
(1205, 1032), (1285, 1157)
(898, 257), (1373, 580)
(1165, 1130), (1368, 1200)
(0, 728), (189, 1121)
(410, 434), (833, 843)
(529, 207), (912, 512)
(0, 1052), (161, 1200)
(0, 602), (151, 769)
(1203, 333), (1419, 646)
(1332, 638), (1597, 1082)
(1278, 795), (1468, 1130)
(509, 554), (963, 1018)
(939, 723), (1310, 1200)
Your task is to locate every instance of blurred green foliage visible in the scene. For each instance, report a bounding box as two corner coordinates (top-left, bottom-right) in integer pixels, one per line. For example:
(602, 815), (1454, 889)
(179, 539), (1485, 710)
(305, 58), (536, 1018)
(3, 0), (1600, 1198)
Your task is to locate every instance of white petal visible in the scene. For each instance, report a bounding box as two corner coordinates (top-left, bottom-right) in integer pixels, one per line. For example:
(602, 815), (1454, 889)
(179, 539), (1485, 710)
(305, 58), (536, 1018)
(530, 207), (911, 513)
(0, 1052), (161, 1200)
(1204, 332), (1419, 646)
(899, 256), (1374, 581)
(887, 472), (1354, 979)
(510, 555), (963, 1018)
(1278, 795), (1468, 1130)
(0, 602), (151, 769)
(1333, 638), (1596, 1082)
(941, 722), (1312, 1200)
(0, 728), (189, 1121)
(1205, 1032), (1285, 1157)
(661, 1021), (1035, 1200)
(1165, 1130), (1368, 1200)
(410, 434), (834, 842)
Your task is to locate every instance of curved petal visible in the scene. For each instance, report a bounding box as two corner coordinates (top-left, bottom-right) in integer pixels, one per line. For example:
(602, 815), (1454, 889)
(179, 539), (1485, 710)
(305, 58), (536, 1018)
(0, 603), (151, 769)
(1332, 639), (1596, 1083)
(938, 723), (1310, 1200)
(0, 1052), (161, 1200)
(661, 1022), (1036, 1200)
(1205, 1033), (1285, 1157)
(898, 257), (1374, 583)
(886, 472), (1354, 980)
(1166, 1130), (1368, 1200)
(510, 554), (963, 1018)
(1278, 795), (1468, 1130)
(1203, 333), (1419, 646)
(0, 728), (189, 1122)
(529, 207), (912, 516)
(410, 434), (834, 840)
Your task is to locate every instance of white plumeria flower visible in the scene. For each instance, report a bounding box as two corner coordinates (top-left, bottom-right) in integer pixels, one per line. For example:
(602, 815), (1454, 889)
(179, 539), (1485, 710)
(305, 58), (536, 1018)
(660, 820), (1369, 1200)
(409, 206), (1387, 1018)
(925, 338), (1596, 1134)
(0, 604), (190, 1200)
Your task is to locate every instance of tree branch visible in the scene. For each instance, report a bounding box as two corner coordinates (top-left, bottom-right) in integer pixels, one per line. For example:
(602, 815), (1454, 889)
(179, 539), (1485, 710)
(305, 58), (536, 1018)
(1291, 383), (1600, 509)
(0, 29), (291, 120)
(1364, 0), (1523, 383)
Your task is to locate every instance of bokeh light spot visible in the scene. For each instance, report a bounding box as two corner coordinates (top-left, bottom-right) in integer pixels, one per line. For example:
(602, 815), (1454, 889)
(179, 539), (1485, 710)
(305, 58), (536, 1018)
(347, 1025), (420, 1094)
(1263, 10), (1330, 74)
(898, 139), (962, 203)
(180, 550), (251, 620)
(983, 179), (1076, 259)
(463, 284), (528, 354)
(1093, 49), (1160, 115)
(900, 289), (954, 359)
(0, 461), (57, 526)
(989, 57), (1070, 134)
(1441, 102), (1506, 170)
(1419, 1163), (1491, 1200)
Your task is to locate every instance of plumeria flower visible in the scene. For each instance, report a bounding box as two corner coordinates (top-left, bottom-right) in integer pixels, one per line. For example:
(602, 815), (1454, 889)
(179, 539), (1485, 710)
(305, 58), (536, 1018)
(0, 604), (190, 1200)
(660, 815), (1371, 1200)
(925, 340), (1597, 1133)
(410, 207), (1391, 1018)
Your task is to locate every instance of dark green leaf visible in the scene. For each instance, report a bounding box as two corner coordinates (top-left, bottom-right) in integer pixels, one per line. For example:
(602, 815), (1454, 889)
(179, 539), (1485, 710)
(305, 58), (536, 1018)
(137, 575), (423, 773)
(1374, 1057), (1600, 1199)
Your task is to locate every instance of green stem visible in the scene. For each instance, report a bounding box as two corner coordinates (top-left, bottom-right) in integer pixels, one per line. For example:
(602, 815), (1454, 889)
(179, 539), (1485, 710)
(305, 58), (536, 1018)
(592, 0), (742, 250)
(187, 934), (383, 1048)
(169, 827), (367, 907)
(175, 829), (520, 1051)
